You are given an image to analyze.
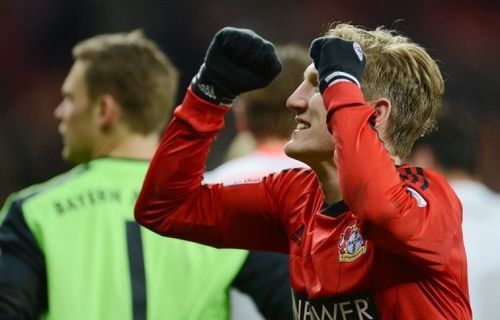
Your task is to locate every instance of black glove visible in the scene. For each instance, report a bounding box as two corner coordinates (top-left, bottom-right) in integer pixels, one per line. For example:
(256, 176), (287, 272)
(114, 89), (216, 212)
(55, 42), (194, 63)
(192, 27), (282, 105)
(309, 37), (366, 94)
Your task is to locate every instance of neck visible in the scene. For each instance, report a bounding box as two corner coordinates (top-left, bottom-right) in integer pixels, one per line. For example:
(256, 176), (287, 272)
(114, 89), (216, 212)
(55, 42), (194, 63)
(311, 160), (341, 205)
(95, 133), (159, 160)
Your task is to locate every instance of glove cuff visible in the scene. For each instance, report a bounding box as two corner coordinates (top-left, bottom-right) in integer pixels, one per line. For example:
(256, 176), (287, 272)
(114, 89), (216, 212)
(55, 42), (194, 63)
(319, 71), (361, 94)
(191, 66), (235, 107)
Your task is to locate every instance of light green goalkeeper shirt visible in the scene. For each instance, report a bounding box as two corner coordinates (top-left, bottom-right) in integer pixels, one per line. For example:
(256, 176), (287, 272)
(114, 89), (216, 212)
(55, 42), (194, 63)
(0, 158), (248, 320)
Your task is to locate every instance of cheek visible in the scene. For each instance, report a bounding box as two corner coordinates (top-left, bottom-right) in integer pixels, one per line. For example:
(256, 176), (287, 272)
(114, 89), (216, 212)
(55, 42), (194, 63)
(310, 93), (325, 110)
(60, 107), (79, 126)
(319, 128), (335, 151)
(313, 117), (335, 153)
(66, 103), (91, 126)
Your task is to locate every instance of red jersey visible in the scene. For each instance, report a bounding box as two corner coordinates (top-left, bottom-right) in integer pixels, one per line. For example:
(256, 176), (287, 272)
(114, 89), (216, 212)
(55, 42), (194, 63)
(136, 84), (471, 319)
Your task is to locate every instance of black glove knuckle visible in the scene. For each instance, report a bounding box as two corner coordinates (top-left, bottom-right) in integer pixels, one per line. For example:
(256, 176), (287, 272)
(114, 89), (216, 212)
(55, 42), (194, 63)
(193, 27), (282, 103)
(309, 36), (366, 93)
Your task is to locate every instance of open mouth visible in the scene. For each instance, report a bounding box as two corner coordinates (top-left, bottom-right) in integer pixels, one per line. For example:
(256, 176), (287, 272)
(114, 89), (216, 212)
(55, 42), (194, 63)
(295, 119), (311, 131)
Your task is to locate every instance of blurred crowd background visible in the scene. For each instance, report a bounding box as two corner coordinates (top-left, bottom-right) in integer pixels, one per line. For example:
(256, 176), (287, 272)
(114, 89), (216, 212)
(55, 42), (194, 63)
(0, 0), (499, 202)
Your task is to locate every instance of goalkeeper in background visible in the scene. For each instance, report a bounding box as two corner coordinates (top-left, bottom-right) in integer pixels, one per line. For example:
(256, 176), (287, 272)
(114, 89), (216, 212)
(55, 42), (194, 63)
(0, 31), (292, 319)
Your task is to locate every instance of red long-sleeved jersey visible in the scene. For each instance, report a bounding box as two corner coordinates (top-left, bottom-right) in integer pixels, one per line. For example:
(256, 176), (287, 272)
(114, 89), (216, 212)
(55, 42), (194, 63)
(135, 83), (471, 319)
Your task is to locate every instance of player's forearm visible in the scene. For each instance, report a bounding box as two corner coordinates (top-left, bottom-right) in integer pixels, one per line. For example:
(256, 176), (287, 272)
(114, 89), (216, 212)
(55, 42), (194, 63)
(135, 88), (229, 237)
(311, 38), (455, 262)
(135, 89), (288, 251)
(324, 84), (456, 268)
(310, 38), (416, 235)
(324, 83), (417, 237)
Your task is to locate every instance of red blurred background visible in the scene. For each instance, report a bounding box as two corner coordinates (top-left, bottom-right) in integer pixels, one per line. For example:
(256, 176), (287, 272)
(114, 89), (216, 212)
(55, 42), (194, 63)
(0, 0), (498, 201)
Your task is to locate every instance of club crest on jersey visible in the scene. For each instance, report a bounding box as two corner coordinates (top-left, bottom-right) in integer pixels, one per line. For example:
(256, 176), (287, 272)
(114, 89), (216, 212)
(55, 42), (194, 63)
(338, 224), (366, 262)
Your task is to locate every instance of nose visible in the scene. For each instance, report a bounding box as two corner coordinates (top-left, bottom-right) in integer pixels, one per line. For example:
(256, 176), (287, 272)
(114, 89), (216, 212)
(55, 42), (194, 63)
(286, 82), (308, 113)
(54, 101), (63, 119)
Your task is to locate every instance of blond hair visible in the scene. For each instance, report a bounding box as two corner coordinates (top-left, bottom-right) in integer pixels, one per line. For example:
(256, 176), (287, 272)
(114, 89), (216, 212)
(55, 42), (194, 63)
(326, 24), (444, 160)
(73, 31), (178, 134)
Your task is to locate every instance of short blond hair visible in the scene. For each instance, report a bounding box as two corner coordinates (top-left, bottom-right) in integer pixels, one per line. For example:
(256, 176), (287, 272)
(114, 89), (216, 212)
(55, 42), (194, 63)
(73, 31), (178, 134)
(326, 24), (444, 160)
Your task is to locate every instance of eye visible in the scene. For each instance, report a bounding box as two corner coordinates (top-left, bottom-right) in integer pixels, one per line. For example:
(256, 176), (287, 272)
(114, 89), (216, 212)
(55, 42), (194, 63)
(61, 92), (73, 102)
(312, 74), (319, 88)
(307, 72), (318, 87)
(308, 77), (319, 93)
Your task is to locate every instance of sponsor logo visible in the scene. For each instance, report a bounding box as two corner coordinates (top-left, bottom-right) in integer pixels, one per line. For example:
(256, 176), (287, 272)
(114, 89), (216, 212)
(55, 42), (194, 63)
(407, 187), (427, 207)
(353, 42), (364, 62)
(222, 177), (263, 186)
(197, 83), (216, 100)
(52, 189), (123, 215)
(338, 224), (366, 262)
(293, 291), (378, 320)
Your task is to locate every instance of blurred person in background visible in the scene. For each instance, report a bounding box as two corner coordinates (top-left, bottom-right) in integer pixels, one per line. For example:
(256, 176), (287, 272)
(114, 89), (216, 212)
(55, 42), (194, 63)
(411, 108), (500, 320)
(136, 24), (471, 319)
(0, 31), (291, 320)
(204, 44), (310, 320)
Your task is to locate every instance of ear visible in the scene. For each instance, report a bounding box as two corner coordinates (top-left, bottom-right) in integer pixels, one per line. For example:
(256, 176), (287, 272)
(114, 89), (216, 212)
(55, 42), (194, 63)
(371, 98), (392, 129)
(96, 94), (121, 129)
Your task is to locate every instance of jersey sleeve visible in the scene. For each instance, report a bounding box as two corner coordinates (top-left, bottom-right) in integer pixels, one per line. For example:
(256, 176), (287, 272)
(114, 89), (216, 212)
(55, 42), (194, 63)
(135, 88), (293, 253)
(0, 197), (47, 319)
(322, 82), (462, 272)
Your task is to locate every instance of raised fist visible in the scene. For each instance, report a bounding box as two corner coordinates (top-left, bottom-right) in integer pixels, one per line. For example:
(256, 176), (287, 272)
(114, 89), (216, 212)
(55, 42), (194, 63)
(192, 27), (282, 105)
(309, 37), (366, 94)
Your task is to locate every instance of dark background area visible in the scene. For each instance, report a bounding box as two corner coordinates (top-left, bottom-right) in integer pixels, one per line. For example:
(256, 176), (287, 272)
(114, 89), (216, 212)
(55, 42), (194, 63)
(1, 0), (499, 201)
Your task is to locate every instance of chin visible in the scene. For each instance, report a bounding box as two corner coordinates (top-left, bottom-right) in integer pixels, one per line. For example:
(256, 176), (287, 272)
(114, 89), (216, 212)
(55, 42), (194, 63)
(284, 143), (306, 163)
(64, 154), (80, 165)
(63, 149), (89, 165)
(61, 148), (70, 161)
